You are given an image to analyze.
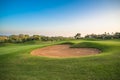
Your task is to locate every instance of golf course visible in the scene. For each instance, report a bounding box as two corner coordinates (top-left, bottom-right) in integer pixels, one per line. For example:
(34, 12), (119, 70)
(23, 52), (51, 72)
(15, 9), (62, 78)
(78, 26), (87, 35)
(0, 0), (120, 80)
(0, 40), (120, 80)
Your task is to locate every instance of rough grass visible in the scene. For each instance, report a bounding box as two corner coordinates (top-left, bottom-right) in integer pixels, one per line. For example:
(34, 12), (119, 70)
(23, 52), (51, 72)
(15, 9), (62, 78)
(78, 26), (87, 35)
(0, 40), (120, 80)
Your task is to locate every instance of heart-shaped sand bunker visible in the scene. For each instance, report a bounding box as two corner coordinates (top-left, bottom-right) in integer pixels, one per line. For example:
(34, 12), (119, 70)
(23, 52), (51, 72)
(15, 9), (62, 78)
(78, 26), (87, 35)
(31, 45), (101, 58)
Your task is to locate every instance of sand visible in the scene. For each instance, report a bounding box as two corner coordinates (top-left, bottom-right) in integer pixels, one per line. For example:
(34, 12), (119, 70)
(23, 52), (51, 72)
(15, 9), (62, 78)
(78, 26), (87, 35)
(31, 45), (101, 58)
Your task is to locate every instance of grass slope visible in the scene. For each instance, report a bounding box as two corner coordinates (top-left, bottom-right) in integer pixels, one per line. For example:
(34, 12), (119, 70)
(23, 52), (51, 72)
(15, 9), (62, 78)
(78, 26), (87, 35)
(0, 40), (120, 80)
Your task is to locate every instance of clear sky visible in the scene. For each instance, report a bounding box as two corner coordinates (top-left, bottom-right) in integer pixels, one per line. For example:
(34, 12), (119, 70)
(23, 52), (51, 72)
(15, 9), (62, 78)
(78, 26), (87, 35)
(0, 0), (120, 37)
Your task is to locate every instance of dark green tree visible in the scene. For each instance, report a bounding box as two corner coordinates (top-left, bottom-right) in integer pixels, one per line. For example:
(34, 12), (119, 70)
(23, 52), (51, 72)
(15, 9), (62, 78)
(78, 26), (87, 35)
(74, 33), (81, 39)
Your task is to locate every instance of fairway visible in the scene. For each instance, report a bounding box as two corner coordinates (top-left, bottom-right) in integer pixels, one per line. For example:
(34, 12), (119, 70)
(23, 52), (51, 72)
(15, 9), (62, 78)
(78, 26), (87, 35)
(0, 40), (120, 80)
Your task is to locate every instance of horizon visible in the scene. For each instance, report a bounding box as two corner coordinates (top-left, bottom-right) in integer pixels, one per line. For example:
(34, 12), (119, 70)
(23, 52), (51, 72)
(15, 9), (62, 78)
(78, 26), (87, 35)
(0, 0), (120, 37)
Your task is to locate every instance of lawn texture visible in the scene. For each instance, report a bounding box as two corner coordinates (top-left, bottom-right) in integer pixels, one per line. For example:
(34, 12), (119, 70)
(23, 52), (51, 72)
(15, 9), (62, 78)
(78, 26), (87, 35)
(0, 40), (120, 80)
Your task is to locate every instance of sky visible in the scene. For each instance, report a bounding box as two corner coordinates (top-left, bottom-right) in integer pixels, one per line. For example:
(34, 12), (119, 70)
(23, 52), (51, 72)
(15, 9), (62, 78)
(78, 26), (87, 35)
(0, 0), (120, 37)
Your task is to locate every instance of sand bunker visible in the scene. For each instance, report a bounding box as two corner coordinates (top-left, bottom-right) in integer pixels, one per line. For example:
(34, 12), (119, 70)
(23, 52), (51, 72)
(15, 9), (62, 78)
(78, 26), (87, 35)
(31, 45), (101, 58)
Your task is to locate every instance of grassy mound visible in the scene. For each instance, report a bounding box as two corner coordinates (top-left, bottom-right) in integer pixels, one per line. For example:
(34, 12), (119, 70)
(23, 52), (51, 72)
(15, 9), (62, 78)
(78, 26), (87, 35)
(71, 42), (110, 52)
(60, 42), (74, 45)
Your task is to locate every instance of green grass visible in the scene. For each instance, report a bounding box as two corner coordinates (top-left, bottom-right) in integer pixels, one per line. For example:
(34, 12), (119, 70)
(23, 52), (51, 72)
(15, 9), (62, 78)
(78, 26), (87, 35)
(71, 42), (110, 51)
(0, 40), (120, 80)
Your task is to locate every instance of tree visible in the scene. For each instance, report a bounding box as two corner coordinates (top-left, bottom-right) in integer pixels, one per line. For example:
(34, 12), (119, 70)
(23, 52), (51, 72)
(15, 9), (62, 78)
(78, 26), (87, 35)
(0, 36), (8, 43)
(32, 35), (41, 40)
(74, 33), (81, 39)
(113, 32), (120, 39)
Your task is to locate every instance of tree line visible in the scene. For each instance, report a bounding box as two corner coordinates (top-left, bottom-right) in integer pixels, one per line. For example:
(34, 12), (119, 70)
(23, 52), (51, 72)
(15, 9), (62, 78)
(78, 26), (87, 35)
(0, 34), (73, 43)
(0, 32), (120, 43)
(84, 32), (120, 39)
(74, 32), (120, 39)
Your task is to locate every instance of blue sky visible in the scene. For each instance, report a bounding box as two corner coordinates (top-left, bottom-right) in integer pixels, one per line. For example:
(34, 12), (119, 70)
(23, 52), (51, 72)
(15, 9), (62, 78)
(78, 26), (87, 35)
(0, 0), (120, 36)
